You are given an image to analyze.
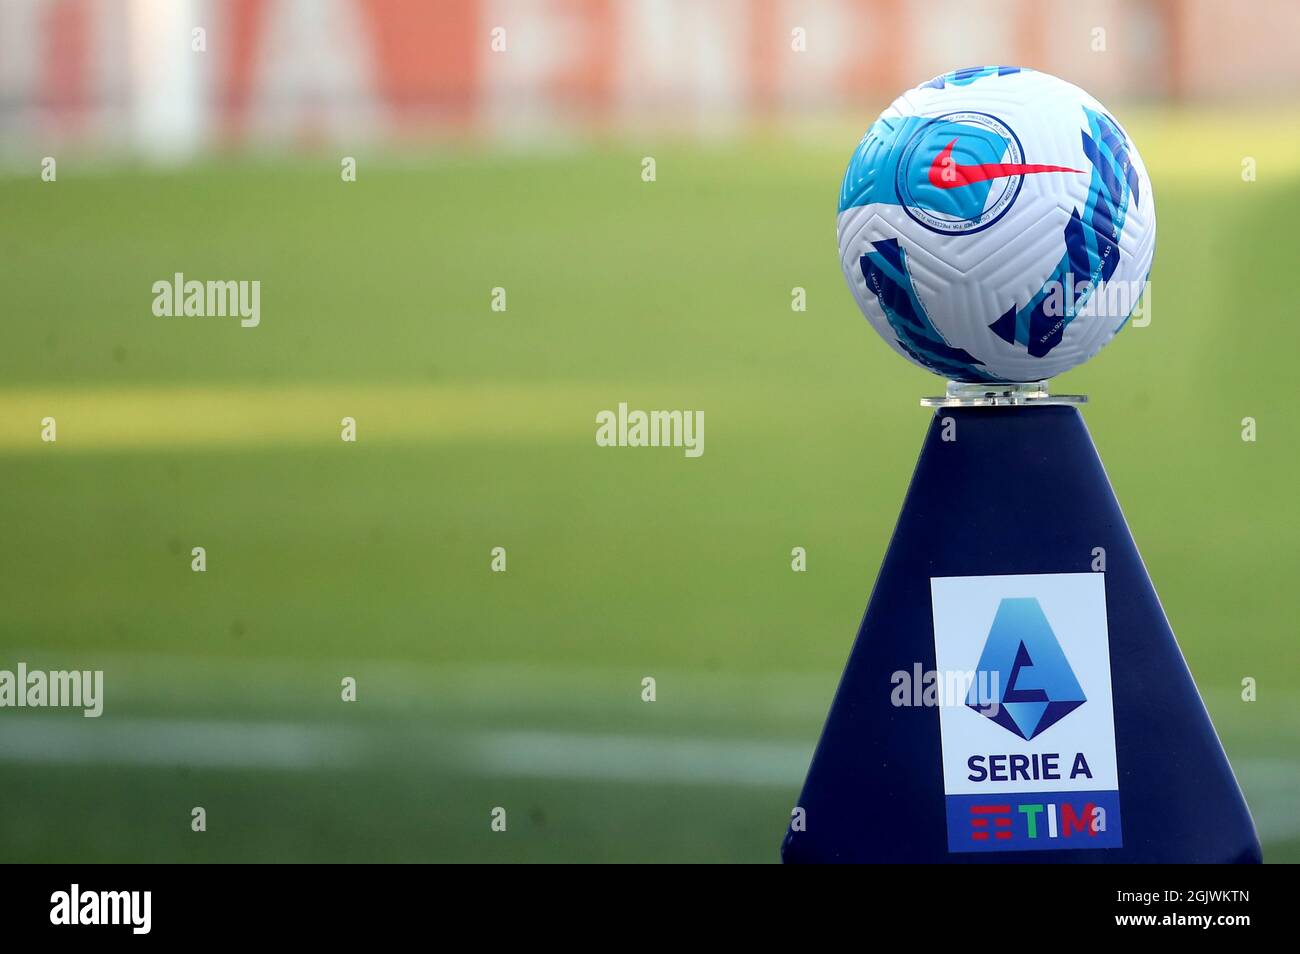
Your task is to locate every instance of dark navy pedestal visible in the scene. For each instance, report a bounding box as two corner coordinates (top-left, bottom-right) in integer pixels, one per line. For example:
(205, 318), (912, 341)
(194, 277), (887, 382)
(782, 405), (1261, 863)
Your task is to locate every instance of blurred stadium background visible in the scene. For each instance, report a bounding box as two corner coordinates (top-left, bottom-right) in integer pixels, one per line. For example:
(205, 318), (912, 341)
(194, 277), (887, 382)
(0, 0), (1297, 862)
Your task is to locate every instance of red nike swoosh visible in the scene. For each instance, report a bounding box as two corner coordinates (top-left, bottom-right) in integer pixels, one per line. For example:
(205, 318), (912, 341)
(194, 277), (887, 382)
(928, 139), (1082, 190)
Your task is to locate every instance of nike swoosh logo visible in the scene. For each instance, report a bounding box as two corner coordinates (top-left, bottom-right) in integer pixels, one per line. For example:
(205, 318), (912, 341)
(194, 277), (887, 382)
(928, 139), (1082, 190)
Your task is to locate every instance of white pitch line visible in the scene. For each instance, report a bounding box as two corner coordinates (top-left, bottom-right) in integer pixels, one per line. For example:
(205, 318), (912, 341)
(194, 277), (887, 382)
(0, 718), (811, 787)
(1232, 758), (1300, 842)
(2, 717), (1296, 846)
(0, 718), (364, 770)
(464, 730), (811, 788)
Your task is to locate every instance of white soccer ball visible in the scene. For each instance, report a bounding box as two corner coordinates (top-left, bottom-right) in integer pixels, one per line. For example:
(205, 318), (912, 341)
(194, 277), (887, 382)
(837, 67), (1155, 383)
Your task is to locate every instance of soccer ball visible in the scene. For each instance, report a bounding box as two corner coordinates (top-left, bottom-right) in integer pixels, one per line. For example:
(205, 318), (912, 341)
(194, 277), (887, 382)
(837, 67), (1155, 383)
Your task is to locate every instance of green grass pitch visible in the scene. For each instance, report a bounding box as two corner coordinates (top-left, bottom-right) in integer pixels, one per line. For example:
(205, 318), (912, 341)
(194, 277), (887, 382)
(0, 112), (1297, 861)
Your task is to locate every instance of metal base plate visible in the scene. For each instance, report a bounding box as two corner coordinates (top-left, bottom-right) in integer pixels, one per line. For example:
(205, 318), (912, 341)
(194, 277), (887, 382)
(920, 379), (1087, 408)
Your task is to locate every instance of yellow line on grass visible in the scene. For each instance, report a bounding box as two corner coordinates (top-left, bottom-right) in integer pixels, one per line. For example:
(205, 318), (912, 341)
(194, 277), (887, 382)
(0, 383), (611, 453)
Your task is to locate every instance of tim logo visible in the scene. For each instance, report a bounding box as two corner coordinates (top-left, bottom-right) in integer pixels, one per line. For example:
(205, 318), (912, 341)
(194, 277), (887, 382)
(967, 597), (1085, 739)
(959, 796), (1118, 851)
